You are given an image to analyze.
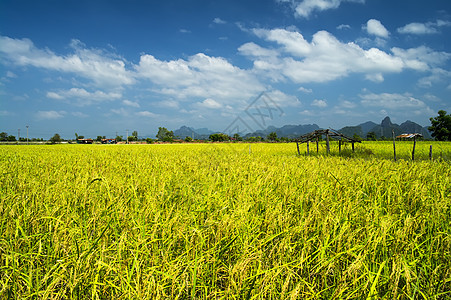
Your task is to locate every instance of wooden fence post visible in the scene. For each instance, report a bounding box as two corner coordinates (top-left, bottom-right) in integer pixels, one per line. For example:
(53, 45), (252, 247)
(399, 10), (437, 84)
(392, 130), (397, 162)
(338, 139), (342, 154)
(412, 135), (416, 161)
(307, 141), (310, 155)
(352, 142), (355, 153)
(429, 145), (432, 160)
(326, 132), (330, 154)
(316, 137), (319, 153)
(296, 142), (300, 155)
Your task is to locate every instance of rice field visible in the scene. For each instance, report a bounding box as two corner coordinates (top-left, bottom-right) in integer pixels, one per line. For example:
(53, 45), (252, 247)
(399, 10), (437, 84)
(1, 142), (450, 299)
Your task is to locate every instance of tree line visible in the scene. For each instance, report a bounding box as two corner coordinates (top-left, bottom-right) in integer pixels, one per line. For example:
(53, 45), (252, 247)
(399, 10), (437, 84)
(2, 110), (451, 143)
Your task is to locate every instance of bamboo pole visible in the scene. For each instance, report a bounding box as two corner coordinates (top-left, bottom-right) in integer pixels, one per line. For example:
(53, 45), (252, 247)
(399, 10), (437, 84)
(307, 141), (310, 155)
(296, 142), (300, 155)
(352, 142), (355, 152)
(338, 139), (341, 154)
(412, 135), (416, 161)
(429, 145), (432, 160)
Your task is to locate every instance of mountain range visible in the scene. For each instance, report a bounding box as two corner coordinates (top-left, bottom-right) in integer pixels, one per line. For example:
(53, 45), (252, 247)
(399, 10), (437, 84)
(173, 117), (432, 140)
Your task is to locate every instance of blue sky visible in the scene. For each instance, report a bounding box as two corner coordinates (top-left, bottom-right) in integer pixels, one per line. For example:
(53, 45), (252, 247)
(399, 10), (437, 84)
(1, 0), (450, 139)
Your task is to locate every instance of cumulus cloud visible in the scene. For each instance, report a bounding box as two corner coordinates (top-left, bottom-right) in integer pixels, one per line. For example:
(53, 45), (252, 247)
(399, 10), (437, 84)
(122, 99), (140, 108)
(135, 53), (264, 104)
(312, 99), (327, 107)
(364, 19), (390, 38)
(241, 27), (451, 85)
(156, 99), (180, 109)
(290, 0), (365, 18)
(213, 17), (226, 24)
(136, 111), (158, 117)
(36, 110), (66, 120)
(46, 88), (122, 106)
(266, 90), (301, 107)
(298, 87), (313, 93)
(397, 20), (451, 35)
(391, 46), (451, 71)
(197, 98), (222, 109)
(245, 28), (407, 83)
(337, 24), (351, 30)
(360, 92), (433, 115)
(71, 112), (89, 118)
(0, 36), (135, 88)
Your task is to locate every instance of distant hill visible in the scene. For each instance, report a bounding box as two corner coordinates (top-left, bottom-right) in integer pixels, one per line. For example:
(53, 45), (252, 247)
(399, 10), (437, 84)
(173, 126), (214, 139)
(245, 124), (320, 138)
(362, 117), (431, 139)
(172, 117), (431, 140)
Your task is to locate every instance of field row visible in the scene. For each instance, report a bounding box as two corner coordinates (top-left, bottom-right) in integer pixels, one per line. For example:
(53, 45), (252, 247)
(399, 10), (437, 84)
(1, 143), (450, 299)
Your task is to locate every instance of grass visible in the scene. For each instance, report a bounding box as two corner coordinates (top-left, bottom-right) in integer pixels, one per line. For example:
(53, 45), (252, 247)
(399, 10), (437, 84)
(1, 142), (450, 299)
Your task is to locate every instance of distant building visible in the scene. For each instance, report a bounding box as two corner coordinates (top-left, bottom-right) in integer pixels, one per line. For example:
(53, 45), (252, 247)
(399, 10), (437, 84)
(77, 139), (93, 144)
(101, 138), (117, 144)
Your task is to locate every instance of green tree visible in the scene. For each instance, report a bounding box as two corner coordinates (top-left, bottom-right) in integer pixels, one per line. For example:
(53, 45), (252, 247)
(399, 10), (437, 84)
(429, 110), (451, 141)
(366, 132), (377, 141)
(96, 135), (106, 142)
(0, 132), (8, 141)
(232, 133), (243, 141)
(132, 131), (138, 140)
(156, 127), (174, 142)
(116, 135), (123, 142)
(209, 133), (230, 142)
(184, 136), (193, 142)
(267, 131), (278, 142)
(49, 133), (62, 144)
(352, 134), (362, 142)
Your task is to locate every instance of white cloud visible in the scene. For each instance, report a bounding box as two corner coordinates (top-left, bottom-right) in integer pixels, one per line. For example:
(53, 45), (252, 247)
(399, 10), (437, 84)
(71, 112), (89, 118)
(122, 99), (140, 108)
(0, 36), (135, 88)
(213, 18), (226, 24)
(267, 90), (301, 107)
(364, 19), (389, 38)
(135, 53), (264, 104)
(391, 46), (451, 71)
(360, 92), (432, 114)
(136, 111), (158, 117)
(197, 98), (222, 109)
(312, 99), (327, 107)
(397, 23), (437, 35)
(397, 20), (451, 35)
(243, 27), (451, 85)
(179, 29), (191, 34)
(156, 99), (179, 109)
(417, 68), (451, 88)
(253, 28), (311, 57)
(298, 87), (313, 93)
(110, 108), (128, 115)
(36, 110), (66, 120)
(292, 0), (365, 18)
(238, 42), (279, 58)
(339, 100), (357, 109)
(6, 71), (17, 78)
(46, 88), (122, 106)
(0, 110), (14, 116)
(365, 73), (384, 83)
(337, 24), (351, 30)
(247, 29), (405, 83)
